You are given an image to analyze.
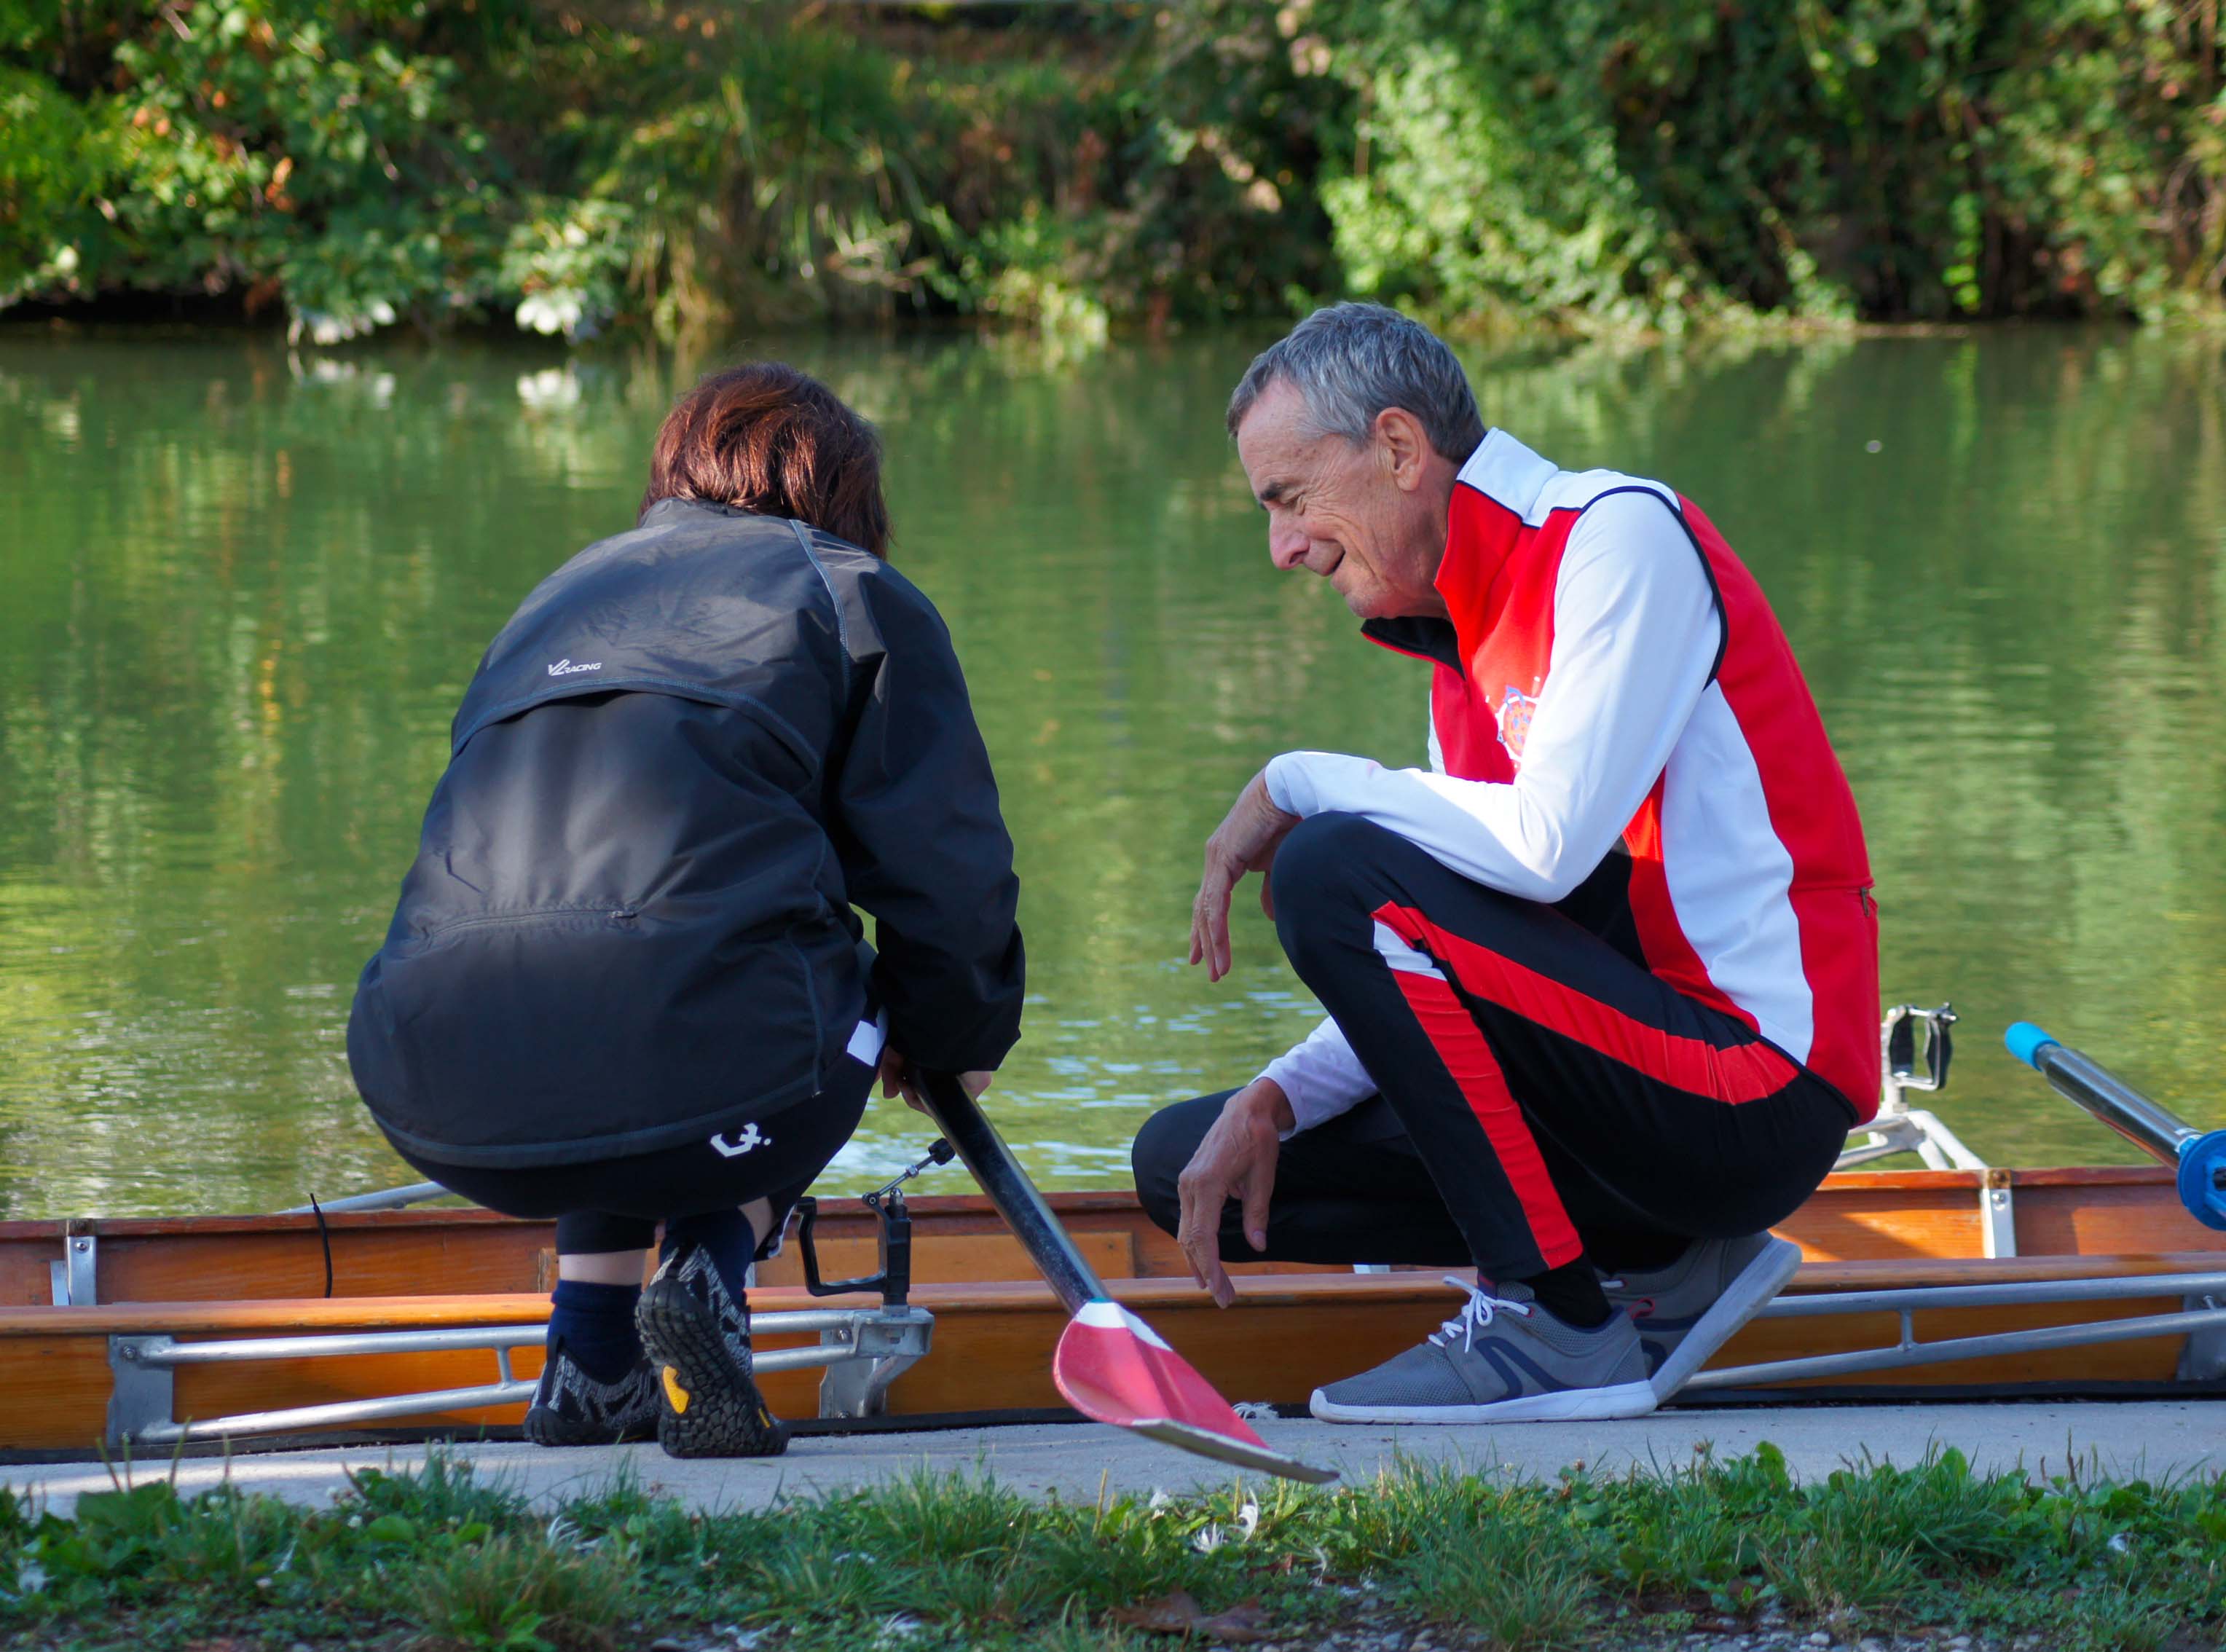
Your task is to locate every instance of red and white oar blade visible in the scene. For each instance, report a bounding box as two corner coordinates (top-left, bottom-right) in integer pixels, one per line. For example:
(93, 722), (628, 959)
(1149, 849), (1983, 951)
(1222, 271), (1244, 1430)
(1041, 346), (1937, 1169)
(1053, 1300), (1339, 1484)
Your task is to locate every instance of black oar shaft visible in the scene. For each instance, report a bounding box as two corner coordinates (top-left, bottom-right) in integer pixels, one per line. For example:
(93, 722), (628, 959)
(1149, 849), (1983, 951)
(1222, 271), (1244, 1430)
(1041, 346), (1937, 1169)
(2008, 1021), (2202, 1165)
(2034, 1045), (2202, 1165)
(2007, 1020), (2226, 1232)
(916, 1071), (1108, 1314)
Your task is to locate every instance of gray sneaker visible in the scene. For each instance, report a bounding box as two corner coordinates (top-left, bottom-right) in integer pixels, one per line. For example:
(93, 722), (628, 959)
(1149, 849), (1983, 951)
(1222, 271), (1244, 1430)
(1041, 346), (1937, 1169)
(1601, 1232), (1803, 1402)
(1309, 1277), (1656, 1424)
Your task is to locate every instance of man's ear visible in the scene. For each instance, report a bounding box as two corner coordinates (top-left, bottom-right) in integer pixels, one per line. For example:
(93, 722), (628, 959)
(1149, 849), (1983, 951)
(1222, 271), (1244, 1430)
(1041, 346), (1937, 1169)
(1374, 407), (1431, 492)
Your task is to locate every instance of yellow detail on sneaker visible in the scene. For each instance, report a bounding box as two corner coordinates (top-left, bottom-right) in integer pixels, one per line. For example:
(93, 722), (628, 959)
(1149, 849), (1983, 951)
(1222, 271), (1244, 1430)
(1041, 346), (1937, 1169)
(661, 1366), (690, 1413)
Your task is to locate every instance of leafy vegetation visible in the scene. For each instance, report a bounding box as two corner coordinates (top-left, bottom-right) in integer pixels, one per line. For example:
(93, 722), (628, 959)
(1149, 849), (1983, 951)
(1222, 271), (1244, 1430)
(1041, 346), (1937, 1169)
(1, 1444), (2222, 1648)
(0, 0), (1339, 345)
(1315, 0), (2226, 330)
(4, 1), (2222, 342)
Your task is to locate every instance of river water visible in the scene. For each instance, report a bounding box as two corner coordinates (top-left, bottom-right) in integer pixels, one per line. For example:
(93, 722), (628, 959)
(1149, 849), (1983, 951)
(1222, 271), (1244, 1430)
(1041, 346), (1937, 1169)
(2, 325), (2223, 1219)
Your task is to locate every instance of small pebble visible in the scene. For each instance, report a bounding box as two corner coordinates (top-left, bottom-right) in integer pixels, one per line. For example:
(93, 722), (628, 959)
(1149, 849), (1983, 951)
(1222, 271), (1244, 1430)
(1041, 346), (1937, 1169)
(1808, 1636), (1832, 1648)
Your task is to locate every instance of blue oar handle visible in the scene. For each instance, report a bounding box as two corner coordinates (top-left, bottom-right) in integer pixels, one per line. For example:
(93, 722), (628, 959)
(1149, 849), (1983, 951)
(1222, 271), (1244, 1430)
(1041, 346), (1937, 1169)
(2005, 1022), (2226, 1232)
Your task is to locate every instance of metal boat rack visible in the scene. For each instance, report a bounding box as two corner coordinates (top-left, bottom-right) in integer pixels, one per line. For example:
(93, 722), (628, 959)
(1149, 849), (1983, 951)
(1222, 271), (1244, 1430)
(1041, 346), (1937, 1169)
(1687, 1267), (2226, 1394)
(105, 1153), (950, 1450)
(105, 1305), (934, 1448)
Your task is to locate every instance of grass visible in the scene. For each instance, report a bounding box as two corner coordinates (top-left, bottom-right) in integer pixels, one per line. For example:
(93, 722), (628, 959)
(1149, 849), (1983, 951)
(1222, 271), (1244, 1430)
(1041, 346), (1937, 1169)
(0, 1442), (2220, 1651)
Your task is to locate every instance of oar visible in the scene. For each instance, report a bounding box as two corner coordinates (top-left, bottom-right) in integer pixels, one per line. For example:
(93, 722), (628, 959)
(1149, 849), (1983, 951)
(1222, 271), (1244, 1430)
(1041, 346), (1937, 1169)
(2006, 1023), (2226, 1231)
(914, 1070), (1337, 1484)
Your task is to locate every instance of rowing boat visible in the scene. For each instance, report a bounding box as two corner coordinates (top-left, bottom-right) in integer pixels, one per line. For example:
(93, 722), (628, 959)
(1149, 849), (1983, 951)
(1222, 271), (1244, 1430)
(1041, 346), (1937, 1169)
(1, 1009), (2219, 1455)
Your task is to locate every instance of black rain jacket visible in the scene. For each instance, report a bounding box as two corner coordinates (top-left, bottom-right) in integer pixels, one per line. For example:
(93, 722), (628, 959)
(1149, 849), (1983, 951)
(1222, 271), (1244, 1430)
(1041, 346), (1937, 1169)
(346, 500), (1025, 1168)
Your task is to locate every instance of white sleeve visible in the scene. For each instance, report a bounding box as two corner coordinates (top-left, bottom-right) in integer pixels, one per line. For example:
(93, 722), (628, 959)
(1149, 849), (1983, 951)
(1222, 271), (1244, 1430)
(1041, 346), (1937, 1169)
(1257, 1015), (1374, 1137)
(1263, 491), (1720, 903)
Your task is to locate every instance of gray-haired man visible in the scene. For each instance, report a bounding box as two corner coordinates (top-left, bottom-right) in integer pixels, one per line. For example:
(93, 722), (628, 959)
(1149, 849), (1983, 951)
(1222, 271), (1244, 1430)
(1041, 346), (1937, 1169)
(1131, 303), (1877, 1423)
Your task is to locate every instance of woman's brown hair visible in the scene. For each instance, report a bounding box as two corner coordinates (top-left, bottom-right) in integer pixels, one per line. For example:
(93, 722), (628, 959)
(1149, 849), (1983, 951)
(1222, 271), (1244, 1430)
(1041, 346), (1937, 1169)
(640, 362), (892, 557)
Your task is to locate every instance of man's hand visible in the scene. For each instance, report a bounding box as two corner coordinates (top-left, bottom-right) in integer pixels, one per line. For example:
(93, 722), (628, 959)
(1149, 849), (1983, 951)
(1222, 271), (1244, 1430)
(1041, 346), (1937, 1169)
(1189, 771), (1301, 983)
(1174, 1077), (1294, 1308)
(878, 1049), (991, 1114)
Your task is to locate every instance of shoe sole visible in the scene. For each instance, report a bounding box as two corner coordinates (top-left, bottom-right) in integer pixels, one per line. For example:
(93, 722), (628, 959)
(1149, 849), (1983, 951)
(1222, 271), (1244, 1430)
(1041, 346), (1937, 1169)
(1649, 1235), (1803, 1403)
(1307, 1377), (1658, 1425)
(635, 1275), (790, 1459)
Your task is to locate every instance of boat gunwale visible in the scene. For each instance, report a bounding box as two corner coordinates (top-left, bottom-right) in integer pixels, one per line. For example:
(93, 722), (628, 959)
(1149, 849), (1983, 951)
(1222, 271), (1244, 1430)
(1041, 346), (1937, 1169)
(0, 1163), (2184, 1242)
(4, 1250), (2218, 1338)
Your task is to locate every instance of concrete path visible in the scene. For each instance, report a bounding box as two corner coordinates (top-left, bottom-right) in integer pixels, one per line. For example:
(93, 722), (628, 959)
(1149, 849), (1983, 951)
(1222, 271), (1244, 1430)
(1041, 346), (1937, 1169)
(4, 1401), (2218, 1518)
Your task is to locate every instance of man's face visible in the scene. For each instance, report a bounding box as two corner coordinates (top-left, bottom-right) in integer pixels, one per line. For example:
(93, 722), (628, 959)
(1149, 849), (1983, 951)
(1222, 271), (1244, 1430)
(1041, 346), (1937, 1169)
(1235, 378), (1446, 621)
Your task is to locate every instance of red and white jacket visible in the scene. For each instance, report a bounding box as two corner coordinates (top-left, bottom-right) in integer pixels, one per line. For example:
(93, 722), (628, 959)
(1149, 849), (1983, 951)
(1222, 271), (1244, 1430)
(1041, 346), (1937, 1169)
(1260, 429), (1880, 1128)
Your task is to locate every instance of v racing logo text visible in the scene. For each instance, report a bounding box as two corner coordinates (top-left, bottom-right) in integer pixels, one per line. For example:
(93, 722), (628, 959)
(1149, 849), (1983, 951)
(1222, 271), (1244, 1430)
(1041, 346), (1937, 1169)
(546, 658), (603, 677)
(709, 1122), (771, 1158)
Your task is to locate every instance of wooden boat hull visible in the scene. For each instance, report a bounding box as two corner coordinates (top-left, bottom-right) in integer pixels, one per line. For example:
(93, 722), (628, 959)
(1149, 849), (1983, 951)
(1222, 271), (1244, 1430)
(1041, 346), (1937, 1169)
(0, 1166), (2219, 1455)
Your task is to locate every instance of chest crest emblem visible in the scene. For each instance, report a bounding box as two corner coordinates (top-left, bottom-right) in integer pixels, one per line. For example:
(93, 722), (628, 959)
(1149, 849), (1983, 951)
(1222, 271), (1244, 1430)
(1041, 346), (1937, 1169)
(1495, 680), (1541, 765)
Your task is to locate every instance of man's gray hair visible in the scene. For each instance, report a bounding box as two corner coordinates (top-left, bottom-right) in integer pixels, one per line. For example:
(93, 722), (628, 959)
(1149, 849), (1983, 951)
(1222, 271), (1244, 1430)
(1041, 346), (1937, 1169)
(1226, 302), (1484, 463)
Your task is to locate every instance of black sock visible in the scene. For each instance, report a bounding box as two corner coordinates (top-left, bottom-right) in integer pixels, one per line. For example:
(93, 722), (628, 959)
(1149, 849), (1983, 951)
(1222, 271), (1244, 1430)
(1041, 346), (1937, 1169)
(1520, 1258), (1613, 1328)
(547, 1278), (642, 1381)
(664, 1208), (756, 1302)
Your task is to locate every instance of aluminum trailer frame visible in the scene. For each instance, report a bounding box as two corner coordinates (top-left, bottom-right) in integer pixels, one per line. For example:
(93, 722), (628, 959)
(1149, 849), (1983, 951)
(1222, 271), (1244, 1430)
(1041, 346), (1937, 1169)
(105, 1305), (934, 1448)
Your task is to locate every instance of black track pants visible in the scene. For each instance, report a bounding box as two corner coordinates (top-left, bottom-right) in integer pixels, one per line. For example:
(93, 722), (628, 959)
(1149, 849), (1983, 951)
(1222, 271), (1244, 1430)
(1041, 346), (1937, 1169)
(391, 1050), (873, 1256)
(1133, 814), (1855, 1280)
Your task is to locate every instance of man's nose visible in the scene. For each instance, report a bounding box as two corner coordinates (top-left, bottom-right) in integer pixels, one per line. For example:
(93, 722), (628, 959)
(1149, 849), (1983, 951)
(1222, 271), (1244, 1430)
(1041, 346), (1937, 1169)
(1268, 523), (1309, 570)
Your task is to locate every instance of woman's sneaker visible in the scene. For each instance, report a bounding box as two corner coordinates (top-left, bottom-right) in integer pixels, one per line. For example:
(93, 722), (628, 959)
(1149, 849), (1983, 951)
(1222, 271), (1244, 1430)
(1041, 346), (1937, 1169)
(1601, 1232), (1804, 1402)
(1310, 1278), (1657, 1424)
(635, 1243), (790, 1458)
(522, 1342), (659, 1447)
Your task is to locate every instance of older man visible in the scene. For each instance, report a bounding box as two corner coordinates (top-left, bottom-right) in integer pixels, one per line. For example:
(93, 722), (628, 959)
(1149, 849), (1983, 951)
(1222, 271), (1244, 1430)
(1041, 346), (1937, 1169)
(1132, 304), (1878, 1423)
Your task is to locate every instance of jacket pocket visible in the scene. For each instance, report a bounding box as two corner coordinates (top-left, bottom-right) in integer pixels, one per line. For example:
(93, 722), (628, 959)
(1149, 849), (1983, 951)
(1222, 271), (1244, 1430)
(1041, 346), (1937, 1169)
(355, 905), (827, 1165)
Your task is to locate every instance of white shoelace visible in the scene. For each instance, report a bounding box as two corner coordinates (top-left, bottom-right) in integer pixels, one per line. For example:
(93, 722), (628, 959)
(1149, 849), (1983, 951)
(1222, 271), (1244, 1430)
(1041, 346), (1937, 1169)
(1427, 1275), (1533, 1353)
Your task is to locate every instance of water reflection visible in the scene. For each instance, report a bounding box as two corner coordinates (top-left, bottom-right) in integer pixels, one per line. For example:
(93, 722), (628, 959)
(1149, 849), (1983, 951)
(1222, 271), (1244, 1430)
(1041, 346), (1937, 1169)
(0, 326), (2222, 1217)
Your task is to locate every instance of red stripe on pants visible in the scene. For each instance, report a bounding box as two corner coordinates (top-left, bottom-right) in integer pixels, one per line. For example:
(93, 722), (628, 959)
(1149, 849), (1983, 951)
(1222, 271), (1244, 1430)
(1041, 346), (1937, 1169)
(1375, 902), (1801, 1104)
(1383, 964), (1584, 1269)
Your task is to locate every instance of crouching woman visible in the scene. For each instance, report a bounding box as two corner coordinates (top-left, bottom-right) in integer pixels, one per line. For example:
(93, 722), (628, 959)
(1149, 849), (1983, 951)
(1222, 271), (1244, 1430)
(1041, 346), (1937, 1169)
(347, 364), (1024, 1458)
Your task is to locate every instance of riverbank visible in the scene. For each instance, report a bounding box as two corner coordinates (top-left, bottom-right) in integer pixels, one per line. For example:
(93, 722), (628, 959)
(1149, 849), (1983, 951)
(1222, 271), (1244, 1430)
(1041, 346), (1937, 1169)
(7, 4), (2222, 346)
(3, 1407), (2220, 1650)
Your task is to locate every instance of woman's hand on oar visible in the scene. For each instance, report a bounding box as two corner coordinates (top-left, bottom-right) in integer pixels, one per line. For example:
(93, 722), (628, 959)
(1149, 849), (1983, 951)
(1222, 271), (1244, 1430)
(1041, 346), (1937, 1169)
(881, 1050), (991, 1114)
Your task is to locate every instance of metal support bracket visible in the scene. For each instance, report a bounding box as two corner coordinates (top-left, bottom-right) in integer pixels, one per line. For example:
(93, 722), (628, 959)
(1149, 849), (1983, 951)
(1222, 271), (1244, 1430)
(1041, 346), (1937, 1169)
(52, 1228), (98, 1306)
(107, 1334), (178, 1443)
(1981, 1168), (2018, 1260)
(817, 1307), (937, 1419)
(2178, 1291), (2226, 1382)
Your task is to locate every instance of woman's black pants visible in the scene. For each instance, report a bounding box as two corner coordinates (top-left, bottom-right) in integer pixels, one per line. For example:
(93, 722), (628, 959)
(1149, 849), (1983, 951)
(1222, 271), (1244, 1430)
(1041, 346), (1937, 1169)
(1132, 814), (1855, 1278)
(393, 1051), (874, 1256)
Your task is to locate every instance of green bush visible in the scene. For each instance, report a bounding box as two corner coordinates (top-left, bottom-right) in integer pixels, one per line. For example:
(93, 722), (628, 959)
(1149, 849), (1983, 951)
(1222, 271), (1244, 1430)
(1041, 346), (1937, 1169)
(1310, 0), (2226, 329)
(1, 0), (2221, 339)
